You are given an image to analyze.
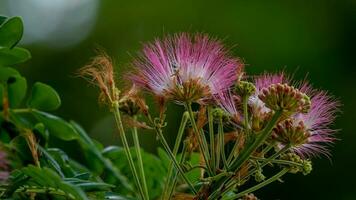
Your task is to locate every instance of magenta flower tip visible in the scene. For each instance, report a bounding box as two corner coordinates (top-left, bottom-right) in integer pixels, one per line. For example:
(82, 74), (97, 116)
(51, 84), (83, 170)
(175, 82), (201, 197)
(129, 33), (243, 103)
(291, 87), (340, 157)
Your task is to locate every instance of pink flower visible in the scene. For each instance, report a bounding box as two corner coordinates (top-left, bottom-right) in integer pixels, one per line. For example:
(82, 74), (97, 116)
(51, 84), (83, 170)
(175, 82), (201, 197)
(290, 85), (340, 157)
(129, 33), (243, 103)
(270, 81), (340, 157)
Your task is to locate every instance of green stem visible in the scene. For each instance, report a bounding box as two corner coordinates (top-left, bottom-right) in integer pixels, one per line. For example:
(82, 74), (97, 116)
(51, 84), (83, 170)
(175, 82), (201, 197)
(168, 143), (189, 199)
(232, 168), (289, 199)
(112, 104), (146, 200)
(226, 132), (242, 164)
(243, 95), (249, 131)
(185, 102), (213, 176)
(229, 110), (283, 171)
(251, 157), (303, 167)
(242, 144), (291, 181)
(131, 115), (149, 200)
(260, 145), (290, 168)
(261, 142), (274, 155)
(152, 122), (197, 194)
(218, 115), (228, 169)
(207, 106), (216, 170)
(162, 112), (189, 199)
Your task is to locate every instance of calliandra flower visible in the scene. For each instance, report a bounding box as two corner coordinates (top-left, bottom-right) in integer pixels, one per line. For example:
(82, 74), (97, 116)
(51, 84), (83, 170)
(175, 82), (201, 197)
(274, 85), (340, 157)
(129, 33), (243, 104)
(0, 149), (9, 182)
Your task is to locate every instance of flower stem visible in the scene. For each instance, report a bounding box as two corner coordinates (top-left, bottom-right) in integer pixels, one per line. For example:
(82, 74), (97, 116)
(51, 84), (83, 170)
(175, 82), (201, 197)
(232, 168), (289, 199)
(229, 110), (283, 171)
(242, 144), (291, 181)
(112, 103), (146, 200)
(149, 115), (197, 194)
(162, 112), (189, 199)
(168, 143), (189, 199)
(218, 115), (228, 169)
(207, 106), (216, 170)
(251, 157), (303, 167)
(226, 132), (242, 164)
(243, 95), (250, 131)
(185, 102), (214, 176)
(131, 115), (149, 200)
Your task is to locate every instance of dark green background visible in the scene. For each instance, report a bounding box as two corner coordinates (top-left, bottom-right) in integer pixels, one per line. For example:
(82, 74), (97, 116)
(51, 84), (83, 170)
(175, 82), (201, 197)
(2, 0), (356, 199)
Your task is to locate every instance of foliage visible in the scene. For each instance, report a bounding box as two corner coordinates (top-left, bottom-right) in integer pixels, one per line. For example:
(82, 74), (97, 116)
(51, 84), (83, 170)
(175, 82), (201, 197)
(0, 16), (166, 200)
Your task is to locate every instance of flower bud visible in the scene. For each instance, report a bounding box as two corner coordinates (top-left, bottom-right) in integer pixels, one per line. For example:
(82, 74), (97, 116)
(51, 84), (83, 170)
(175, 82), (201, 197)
(272, 119), (310, 147)
(258, 83), (311, 114)
(235, 81), (256, 97)
(254, 169), (266, 182)
(280, 153), (313, 175)
(119, 86), (149, 116)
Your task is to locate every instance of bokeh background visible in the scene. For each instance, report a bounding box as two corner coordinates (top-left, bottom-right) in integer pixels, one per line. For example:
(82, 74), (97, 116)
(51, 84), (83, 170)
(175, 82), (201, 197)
(1, 0), (355, 199)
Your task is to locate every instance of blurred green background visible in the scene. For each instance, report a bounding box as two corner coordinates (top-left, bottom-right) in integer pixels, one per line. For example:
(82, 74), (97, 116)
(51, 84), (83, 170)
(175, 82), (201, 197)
(1, 0), (355, 199)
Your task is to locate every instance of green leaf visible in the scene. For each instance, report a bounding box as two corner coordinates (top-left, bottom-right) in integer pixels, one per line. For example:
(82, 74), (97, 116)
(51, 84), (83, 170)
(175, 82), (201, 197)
(0, 16), (23, 48)
(12, 166), (89, 200)
(70, 121), (134, 193)
(37, 146), (65, 178)
(103, 146), (166, 199)
(0, 67), (27, 108)
(0, 47), (31, 66)
(64, 178), (114, 192)
(32, 110), (79, 141)
(0, 16), (7, 25)
(0, 66), (20, 81)
(7, 75), (27, 108)
(28, 82), (61, 111)
(183, 152), (201, 183)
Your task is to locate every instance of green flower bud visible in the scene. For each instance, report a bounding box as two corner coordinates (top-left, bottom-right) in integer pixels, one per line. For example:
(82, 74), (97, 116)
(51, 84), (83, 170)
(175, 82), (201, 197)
(254, 169), (266, 182)
(235, 81), (256, 96)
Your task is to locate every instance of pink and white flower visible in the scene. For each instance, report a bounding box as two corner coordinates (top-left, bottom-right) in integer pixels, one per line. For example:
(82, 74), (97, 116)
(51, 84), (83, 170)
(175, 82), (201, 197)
(129, 33), (243, 103)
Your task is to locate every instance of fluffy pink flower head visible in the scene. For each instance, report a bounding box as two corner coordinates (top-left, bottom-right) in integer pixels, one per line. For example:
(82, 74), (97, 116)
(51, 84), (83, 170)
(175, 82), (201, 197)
(291, 85), (339, 157)
(273, 82), (340, 157)
(129, 33), (243, 104)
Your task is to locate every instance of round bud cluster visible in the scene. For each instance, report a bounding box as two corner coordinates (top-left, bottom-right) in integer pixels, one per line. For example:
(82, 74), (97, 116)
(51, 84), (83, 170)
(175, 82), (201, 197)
(212, 107), (231, 122)
(272, 119), (310, 147)
(235, 81), (256, 97)
(254, 169), (266, 182)
(258, 83), (311, 114)
(280, 153), (313, 175)
(119, 98), (141, 116)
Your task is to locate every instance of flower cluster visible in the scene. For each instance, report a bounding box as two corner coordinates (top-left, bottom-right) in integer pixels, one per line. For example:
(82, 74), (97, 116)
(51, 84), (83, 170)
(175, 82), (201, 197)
(80, 32), (340, 200)
(129, 34), (338, 157)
